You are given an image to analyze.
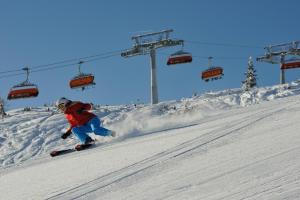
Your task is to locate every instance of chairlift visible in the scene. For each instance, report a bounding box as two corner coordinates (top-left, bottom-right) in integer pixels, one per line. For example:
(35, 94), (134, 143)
(167, 50), (192, 65)
(201, 57), (224, 82)
(69, 61), (95, 90)
(281, 59), (300, 70)
(7, 67), (39, 100)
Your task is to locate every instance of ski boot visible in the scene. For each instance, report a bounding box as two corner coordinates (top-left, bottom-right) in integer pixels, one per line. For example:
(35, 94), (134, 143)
(75, 136), (95, 151)
(110, 130), (117, 137)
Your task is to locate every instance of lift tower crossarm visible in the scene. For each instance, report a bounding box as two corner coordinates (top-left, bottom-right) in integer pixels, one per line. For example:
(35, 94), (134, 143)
(256, 40), (300, 84)
(121, 39), (184, 58)
(121, 29), (184, 104)
(132, 29), (173, 42)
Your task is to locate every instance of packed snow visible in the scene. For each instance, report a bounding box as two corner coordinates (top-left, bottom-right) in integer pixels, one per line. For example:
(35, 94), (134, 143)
(1, 81), (300, 200)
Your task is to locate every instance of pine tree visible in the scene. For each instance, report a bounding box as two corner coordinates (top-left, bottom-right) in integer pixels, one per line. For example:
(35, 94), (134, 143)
(0, 97), (7, 117)
(242, 56), (257, 91)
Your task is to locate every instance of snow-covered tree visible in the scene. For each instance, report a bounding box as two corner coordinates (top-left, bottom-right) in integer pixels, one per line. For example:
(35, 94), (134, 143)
(242, 56), (257, 91)
(0, 97), (7, 117)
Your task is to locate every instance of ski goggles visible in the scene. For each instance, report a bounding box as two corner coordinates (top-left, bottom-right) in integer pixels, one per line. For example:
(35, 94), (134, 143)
(57, 103), (65, 110)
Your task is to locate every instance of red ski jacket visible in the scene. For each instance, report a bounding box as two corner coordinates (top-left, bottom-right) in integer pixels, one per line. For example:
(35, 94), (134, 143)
(64, 101), (96, 131)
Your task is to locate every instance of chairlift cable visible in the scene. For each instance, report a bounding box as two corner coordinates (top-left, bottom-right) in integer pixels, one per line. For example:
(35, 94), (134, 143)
(0, 49), (124, 75)
(0, 50), (123, 80)
(184, 40), (263, 49)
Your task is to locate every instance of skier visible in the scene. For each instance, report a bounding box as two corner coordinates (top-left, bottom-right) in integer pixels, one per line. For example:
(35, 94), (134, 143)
(56, 97), (116, 150)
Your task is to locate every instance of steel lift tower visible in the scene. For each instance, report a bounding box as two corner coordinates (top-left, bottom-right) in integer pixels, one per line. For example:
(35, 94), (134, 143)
(121, 29), (184, 104)
(257, 41), (300, 84)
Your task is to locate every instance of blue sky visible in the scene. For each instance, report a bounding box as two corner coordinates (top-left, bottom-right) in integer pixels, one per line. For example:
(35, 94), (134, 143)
(1, 0), (300, 109)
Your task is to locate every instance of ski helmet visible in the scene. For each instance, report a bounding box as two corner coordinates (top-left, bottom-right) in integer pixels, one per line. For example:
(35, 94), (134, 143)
(56, 97), (71, 110)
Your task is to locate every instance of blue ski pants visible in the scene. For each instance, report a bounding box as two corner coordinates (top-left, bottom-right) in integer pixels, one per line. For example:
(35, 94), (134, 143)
(71, 117), (111, 144)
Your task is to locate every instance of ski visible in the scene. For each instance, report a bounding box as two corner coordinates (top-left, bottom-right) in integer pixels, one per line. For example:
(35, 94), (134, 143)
(50, 143), (94, 157)
(50, 149), (75, 157)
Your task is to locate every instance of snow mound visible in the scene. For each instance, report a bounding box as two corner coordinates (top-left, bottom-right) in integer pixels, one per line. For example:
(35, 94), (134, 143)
(1, 81), (300, 199)
(1, 81), (300, 168)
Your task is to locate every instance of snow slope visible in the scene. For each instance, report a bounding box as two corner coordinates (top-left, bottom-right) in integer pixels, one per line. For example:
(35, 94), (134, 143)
(1, 81), (300, 199)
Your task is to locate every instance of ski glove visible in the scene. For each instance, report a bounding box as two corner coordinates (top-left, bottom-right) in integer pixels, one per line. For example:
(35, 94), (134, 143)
(61, 130), (72, 139)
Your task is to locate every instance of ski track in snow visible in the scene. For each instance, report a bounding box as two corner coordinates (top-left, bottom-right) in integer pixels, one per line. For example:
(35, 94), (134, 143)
(45, 99), (299, 200)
